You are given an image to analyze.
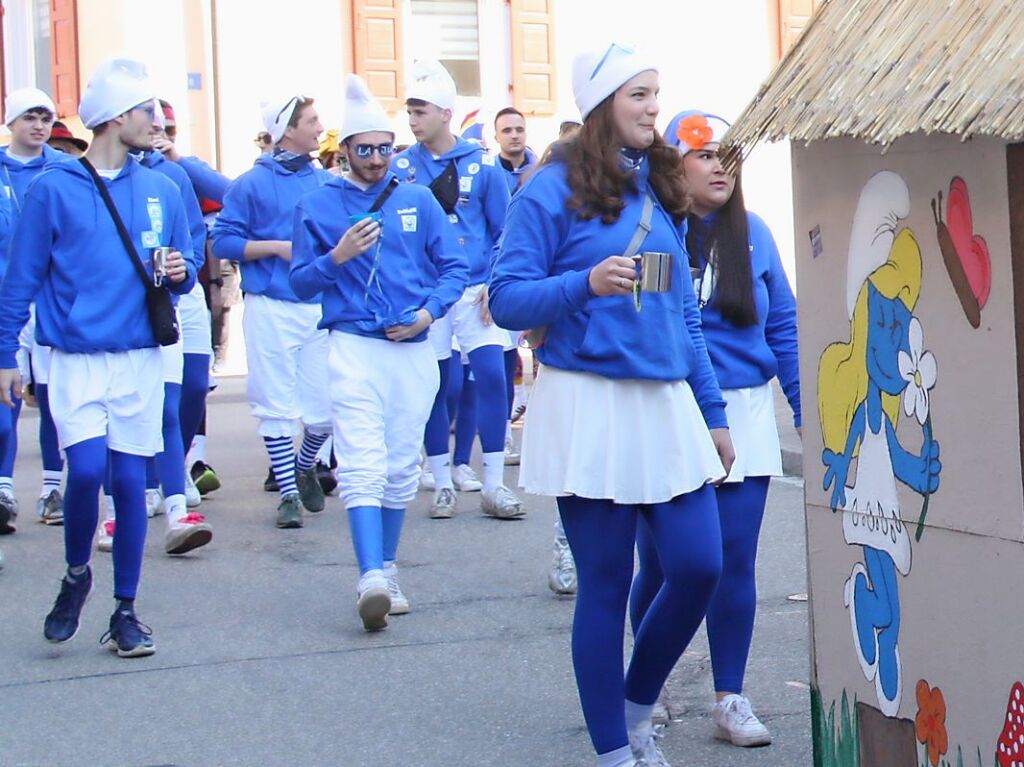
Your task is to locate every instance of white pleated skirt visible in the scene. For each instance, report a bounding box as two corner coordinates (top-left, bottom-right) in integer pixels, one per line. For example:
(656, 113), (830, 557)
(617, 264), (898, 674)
(519, 366), (726, 505)
(721, 383), (783, 483)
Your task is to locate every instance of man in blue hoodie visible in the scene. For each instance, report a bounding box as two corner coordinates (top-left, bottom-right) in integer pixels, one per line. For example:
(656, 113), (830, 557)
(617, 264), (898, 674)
(494, 107), (538, 194)
(390, 60), (522, 520)
(291, 75), (468, 631)
(0, 58), (196, 657)
(212, 94), (332, 529)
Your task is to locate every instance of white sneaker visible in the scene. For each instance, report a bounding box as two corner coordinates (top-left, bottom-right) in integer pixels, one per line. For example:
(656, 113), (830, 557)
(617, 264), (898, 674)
(419, 462), (436, 491)
(629, 721), (671, 766)
(164, 512), (213, 555)
(481, 485), (524, 519)
(383, 563), (410, 615)
(452, 464), (482, 492)
(184, 471), (202, 508)
(712, 694), (772, 747)
(430, 487), (456, 519)
(503, 434), (521, 466)
(548, 534), (577, 595)
(97, 519), (115, 553)
(145, 489), (164, 518)
(357, 569), (391, 631)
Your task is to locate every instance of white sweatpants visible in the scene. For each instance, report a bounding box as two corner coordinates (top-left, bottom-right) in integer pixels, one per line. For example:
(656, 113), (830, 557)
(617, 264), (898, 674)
(243, 293), (331, 438)
(329, 332), (439, 509)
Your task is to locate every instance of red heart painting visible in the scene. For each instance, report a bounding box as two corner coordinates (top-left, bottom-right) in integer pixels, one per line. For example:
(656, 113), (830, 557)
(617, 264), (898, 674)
(945, 177), (992, 309)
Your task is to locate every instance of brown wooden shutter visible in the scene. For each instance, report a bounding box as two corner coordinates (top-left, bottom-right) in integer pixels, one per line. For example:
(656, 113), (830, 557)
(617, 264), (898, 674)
(50, 0), (79, 118)
(352, 0), (405, 111)
(509, 0), (556, 116)
(778, 0), (822, 57)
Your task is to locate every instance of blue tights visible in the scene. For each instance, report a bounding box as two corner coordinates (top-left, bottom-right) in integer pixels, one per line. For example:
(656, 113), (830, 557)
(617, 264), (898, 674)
(146, 383), (184, 496)
(445, 360), (477, 466)
(35, 384), (64, 472)
(0, 396), (22, 476)
(559, 487), (721, 756)
(504, 348), (517, 421)
(347, 505), (406, 574)
(631, 476), (770, 693)
(64, 437), (148, 599)
(179, 354), (209, 461)
(424, 345), (506, 457)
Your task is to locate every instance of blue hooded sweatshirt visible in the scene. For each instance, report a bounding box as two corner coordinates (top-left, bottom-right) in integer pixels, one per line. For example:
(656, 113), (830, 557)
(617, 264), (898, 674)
(291, 172), (469, 341)
(211, 154), (329, 303)
(178, 155), (230, 204)
(498, 148), (538, 195)
(489, 159), (726, 429)
(390, 137), (509, 284)
(0, 144), (71, 278)
(0, 158), (195, 369)
(138, 151), (207, 276)
(689, 211), (801, 426)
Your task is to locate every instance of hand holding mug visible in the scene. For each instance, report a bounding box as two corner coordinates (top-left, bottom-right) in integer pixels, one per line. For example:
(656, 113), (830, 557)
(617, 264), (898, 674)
(588, 256), (638, 297)
(163, 249), (187, 284)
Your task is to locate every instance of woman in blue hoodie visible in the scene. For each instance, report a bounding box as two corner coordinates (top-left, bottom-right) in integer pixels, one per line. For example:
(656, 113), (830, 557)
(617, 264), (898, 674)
(490, 45), (734, 767)
(630, 111), (800, 748)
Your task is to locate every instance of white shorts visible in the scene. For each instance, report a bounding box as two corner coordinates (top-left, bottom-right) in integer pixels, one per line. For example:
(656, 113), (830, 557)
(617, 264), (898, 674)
(428, 284), (512, 361)
(243, 293), (331, 438)
(48, 347), (165, 456)
(329, 332), (439, 508)
(721, 384), (783, 482)
(161, 334), (184, 385)
(179, 282), (212, 356)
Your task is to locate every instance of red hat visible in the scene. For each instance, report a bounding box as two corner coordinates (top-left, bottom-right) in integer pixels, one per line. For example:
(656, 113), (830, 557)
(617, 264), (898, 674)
(200, 198), (222, 215)
(159, 99), (176, 126)
(48, 121), (88, 152)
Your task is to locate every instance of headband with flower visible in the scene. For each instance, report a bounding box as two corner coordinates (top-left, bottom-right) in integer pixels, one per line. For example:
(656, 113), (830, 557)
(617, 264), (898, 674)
(666, 110), (730, 155)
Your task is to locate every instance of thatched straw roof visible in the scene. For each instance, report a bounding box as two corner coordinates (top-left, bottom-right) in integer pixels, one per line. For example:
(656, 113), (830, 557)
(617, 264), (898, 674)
(725, 0), (1024, 161)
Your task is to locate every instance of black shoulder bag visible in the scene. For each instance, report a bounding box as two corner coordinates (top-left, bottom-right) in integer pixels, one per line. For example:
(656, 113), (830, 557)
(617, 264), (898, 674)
(79, 158), (180, 346)
(369, 177), (399, 214)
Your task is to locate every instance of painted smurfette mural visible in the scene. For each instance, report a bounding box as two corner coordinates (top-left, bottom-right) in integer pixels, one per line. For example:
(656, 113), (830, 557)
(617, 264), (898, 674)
(817, 171), (942, 718)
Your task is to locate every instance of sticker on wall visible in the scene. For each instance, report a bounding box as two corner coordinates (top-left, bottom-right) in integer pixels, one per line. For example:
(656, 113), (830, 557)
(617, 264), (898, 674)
(933, 177), (992, 329)
(810, 224), (824, 259)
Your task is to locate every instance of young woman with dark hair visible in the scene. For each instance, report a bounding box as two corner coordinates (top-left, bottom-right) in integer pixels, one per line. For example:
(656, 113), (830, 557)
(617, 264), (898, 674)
(490, 47), (735, 767)
(630, 110), (801, 748)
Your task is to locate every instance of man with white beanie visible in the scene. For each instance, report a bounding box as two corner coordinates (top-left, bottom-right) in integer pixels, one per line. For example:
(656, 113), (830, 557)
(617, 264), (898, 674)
(291, 74), (468, 631)
(212, 93), (332, 529)
(0, 57), (198, 658)
(390, 59), (522, 521)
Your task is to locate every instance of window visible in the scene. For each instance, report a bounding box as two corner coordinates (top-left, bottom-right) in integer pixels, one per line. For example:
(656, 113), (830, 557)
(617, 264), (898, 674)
(777, 0), (823, 59)
(408, 0), (481, 98)
(1, 0), (79, 117)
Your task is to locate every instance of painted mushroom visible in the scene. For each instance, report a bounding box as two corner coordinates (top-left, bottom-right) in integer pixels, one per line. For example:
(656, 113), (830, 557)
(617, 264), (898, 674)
(997, 682), (1024, 767)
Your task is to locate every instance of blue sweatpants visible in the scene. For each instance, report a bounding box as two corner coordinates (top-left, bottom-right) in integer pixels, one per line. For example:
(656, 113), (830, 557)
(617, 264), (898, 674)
(631, 476), (770, 694)
(559, 487), (721, 756)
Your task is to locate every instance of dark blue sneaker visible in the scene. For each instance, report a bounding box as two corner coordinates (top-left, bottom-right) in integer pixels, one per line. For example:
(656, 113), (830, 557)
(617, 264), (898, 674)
(43, 566), (93, 643)
(101, 607), (155, 658)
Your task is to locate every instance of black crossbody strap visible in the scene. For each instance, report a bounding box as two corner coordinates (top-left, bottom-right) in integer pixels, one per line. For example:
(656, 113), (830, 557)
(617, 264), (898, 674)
(78, 157), (153, 292)
(368, 177), (399, 213)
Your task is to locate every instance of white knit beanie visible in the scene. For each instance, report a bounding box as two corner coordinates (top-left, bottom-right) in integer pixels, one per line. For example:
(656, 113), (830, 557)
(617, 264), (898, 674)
(572, 42), (657, 120)
(4, 88), (56, 126)
(340, 75), (394, 141)
(79, 58), (157, 130)
(407, 60), (457, 112)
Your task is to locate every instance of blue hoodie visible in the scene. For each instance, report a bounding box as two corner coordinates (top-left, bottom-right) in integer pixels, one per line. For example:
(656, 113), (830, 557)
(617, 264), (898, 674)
(498, 148), (538, 195)
(0, 158), (196, 369)
(690, 211), (801, 426)
(138, 151), (207, 276)
(178, 155), (230, 204)
(211, 154), (329, 303)
(489, 160), (726, 429)
(290, 173), (469, 341)
(390, 137), (509, 284)
(0, 144), (71, 278)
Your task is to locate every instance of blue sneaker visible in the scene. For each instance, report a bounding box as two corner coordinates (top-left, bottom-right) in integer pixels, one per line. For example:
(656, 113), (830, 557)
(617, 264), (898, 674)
(43, 566), (93, 643)
(101, 606), (155, 658)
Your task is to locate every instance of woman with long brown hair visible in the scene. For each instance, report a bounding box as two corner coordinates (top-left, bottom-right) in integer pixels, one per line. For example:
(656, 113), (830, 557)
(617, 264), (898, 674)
(489, 44), (735, 767)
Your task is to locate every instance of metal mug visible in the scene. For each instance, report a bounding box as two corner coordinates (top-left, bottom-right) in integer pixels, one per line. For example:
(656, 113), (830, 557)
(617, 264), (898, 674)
(152, 246), (173, 287)
(634, 251), (673, 293)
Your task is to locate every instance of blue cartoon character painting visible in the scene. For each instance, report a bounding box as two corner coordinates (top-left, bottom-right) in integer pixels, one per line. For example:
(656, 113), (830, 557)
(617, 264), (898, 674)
(817, 171), (942, 717)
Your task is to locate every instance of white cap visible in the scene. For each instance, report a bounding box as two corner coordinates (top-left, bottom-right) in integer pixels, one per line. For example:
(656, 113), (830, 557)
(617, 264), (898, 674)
(261, 94), (307, 144)
(340, 75), (394, 141)
(79, 58), (157, 130)
(407, 60), (457, 112)
(4, 88), (56, 126)
(572, 42), (657, 120)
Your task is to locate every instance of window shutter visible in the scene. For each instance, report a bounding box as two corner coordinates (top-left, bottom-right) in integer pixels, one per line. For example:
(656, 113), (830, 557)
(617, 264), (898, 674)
(49, 0), (79, 118)
(509, 0), (556, 116)
(778, 0), (822, 57)
(352, 0), (405, 112)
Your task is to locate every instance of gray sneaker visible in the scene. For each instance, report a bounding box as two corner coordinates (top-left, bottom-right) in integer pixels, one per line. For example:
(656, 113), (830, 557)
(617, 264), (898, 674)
(37, 489), (64, 526)
(629, 722), (671, 767)
(0, 489), (17, 534)
(276, 493), (304, 529)
(430, 487), (457, 519)
(548, 534), (577, 594)
(482, 485), (524, 519)
(296, 466), (326, 512)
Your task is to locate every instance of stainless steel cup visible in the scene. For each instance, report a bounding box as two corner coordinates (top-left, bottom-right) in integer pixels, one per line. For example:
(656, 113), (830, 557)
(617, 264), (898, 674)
(634, 251), (673, 293)
(152, 246), (173, 287)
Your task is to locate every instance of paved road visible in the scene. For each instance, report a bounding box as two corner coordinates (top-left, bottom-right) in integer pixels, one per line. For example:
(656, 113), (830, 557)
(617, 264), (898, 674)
(1, 377), (811, 766)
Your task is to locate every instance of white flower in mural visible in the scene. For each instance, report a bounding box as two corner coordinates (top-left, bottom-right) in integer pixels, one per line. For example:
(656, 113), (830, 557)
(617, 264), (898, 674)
(898, 317), (937, 426)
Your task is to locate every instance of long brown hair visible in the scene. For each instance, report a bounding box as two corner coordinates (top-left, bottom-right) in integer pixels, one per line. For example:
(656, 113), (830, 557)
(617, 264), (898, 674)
(541, 95), (689, 225)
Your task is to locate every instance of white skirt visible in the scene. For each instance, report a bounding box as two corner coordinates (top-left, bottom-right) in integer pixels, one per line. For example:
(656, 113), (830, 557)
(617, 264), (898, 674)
(721, 383), (783, 483)
(519, 366), (726, 505)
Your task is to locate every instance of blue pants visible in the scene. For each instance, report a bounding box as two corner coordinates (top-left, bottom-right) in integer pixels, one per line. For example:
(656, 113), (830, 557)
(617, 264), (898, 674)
(631, 476), (770, 694)
(559, 487), (721, 756)
(36, 384), (64, 473)
(179, 353), (209, 461)
(424, 345), (506, 456)
(64, 437), (148, 599)
(0, 396), (23, 476)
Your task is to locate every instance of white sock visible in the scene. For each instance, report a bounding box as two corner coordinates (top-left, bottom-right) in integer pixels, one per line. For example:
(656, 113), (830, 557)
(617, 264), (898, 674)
(40, 470), (62, 498)
(624, 699), (655, 734)
(596, 745), (634, 767)
(164, 494), (187, 525)
(189, 434), (207, 465)
(505, 421), (513, 441)
(428, 454), (453, 490)
(482, 451), (504, 492)
(0, 477), (12, 495)
(104, 495), (116, 521)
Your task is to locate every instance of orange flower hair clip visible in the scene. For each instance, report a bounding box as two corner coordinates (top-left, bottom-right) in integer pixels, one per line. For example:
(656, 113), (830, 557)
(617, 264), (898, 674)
(677, 115), (714, 151)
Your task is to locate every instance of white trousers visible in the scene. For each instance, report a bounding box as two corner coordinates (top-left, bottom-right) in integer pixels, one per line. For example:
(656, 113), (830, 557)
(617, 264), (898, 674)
(329, 332), (439, 509)
(428, 283), (511, 361)
(179, 282), (212, 356)
(243, 293), (331, 438)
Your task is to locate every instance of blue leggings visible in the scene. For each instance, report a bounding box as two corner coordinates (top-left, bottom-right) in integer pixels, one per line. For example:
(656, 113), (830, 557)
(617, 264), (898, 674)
(446, 360), (477, 466)
(35, 384), (64, 472)
(347, 505), (406, 574)
(631, 476), (770, 693)
(146, 383), (184, 496)
(504, 348), (517, 421)
(0, 396), (23, 476)
(424, 345), (506, 456)
(64, 437), (148, 599)
(179, 354), (209, 460)
(559, 487), (722, 756)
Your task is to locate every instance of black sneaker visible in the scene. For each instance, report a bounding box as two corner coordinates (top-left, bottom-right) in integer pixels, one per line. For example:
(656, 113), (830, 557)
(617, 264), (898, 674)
(190, 461), (221, 495)
(315, 461), (338, 495)
(0, 490), (17, 535)
(263, 466), (278, 493)
(296, 465), (326, 512)
(101, 607), (155, 658)
(44, 566), (93, 643)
